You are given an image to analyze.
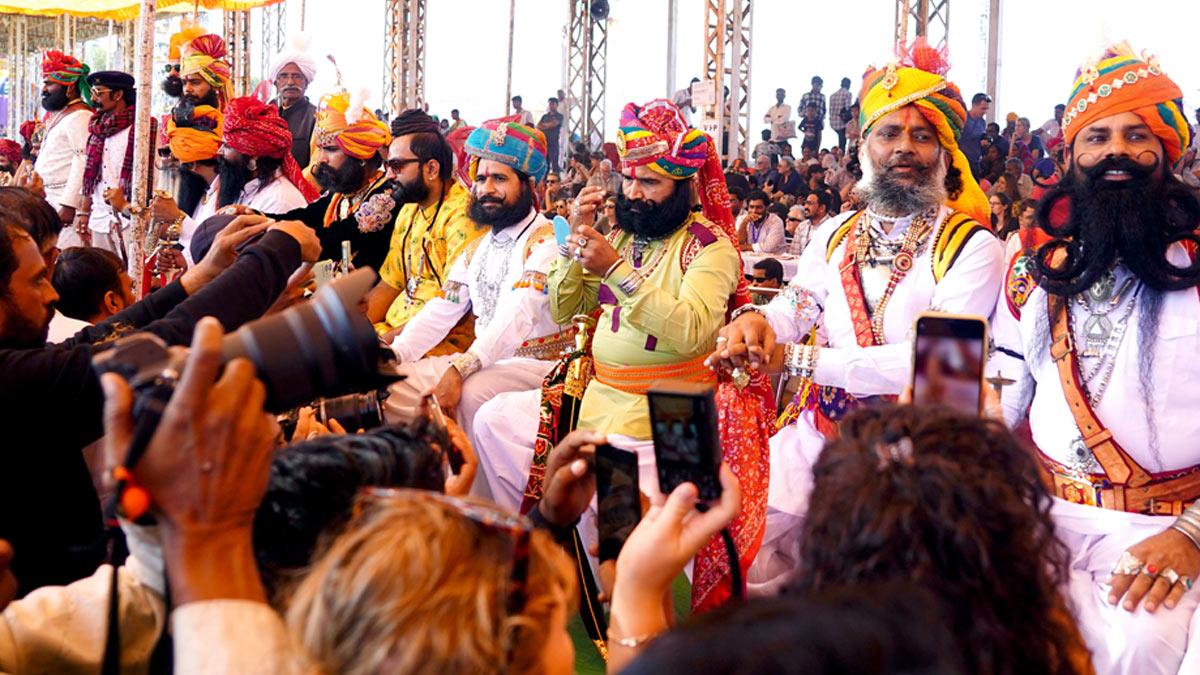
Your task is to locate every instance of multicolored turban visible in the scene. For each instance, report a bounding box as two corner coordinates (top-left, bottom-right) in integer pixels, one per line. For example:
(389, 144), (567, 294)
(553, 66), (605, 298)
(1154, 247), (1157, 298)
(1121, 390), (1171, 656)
(858, 39), (990, 226)
(463, 119), (548, 183)
(165, 104), (223, 164)
(167, 23), (206, 66)
(41, 50), (91, 106)
(314, 90), (392, 161)
(180, 34), (233, 108)
(224, 96), (320, 203)
(1061, 41), (1191, 166)
(615, 99), (742, 257)
(0, 140), (21, 168)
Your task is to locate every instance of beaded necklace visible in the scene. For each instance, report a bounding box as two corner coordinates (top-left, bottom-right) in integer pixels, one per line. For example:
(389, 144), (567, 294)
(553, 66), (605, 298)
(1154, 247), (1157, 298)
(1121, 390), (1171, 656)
(852, 209), (935, 344)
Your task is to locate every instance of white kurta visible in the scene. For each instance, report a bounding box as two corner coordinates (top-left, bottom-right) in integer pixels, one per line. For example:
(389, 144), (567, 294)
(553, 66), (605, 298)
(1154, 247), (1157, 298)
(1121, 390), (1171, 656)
(990, 246), (1200, 675)
(384, 210), (561, 431)
(34, 108), (90, 213)
(86, 126), (133, 237)
(747, 206), (1004, 592)
(180, 172), (309, 265)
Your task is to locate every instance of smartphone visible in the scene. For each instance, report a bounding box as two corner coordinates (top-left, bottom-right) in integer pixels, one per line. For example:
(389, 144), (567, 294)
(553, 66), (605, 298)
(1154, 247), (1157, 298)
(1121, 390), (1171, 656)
(424, 394), (463, 474)
(595, 444), (641, 563)
(552, 215), (572, 247)
(647, 381), (722, 501)
(910, 312), (988, 415)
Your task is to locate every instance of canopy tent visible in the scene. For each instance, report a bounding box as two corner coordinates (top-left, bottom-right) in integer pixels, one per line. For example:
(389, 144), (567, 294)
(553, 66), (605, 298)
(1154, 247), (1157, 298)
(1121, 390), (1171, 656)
(0, 0), (279, 21)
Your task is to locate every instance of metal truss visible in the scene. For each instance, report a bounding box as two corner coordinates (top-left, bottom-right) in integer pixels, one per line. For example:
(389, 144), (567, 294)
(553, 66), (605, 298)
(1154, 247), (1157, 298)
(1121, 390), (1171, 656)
(223, 9), (252, 95)
(702, 0), (752, 164)
(383, 0), (426, 117)
(260, 1), (287, 84)
(894, 0), (949, 51)
(566, 0), (607, 149)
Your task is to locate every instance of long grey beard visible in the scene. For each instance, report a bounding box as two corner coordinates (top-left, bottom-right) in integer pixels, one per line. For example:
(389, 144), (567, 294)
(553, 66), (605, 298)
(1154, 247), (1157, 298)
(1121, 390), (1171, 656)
(855, 149), (947, 217)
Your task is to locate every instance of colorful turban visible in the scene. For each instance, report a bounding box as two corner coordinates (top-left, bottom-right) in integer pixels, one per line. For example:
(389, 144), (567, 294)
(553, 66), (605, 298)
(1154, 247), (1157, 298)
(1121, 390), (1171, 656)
(463, 119), (549, 183)
(1061, 41), (1191, 166)
(267, 32), (318, 84)
(41, 50), (91, 105)
(224, 96), (320, 203)
(858, 39), (990, 226)
(167, 23), (206, 65)
(0, 140), (21, 168)
(19, 119), (41, 146)
(314, 90), (392, 161)
(180, 34), (233, 108)
(166, 104), (223, 164)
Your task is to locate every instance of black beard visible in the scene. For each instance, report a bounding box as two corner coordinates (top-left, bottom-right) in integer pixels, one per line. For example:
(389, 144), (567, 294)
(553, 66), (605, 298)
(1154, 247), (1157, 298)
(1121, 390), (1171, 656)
(1033, 156), (1200, 295)
(216, 156), (253, 208)
(181, 91), (220, 108)
(0, 297), (50, 349)
(314, 159), (366, 195)
(177, 165), (211, 215)
(40, 88), (69, 112)
(387, 176), (430, 205)
(469, 183), (535, 231)
(614, 181), (692, 240)
(161, 74), (183, 98)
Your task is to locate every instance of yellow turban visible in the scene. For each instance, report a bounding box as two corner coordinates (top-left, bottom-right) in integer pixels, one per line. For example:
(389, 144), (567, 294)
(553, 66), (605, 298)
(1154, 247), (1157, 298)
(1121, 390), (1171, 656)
(168, 24), (206, 65)
(859, 40), (990, 226)
(315, 90), (391, 160)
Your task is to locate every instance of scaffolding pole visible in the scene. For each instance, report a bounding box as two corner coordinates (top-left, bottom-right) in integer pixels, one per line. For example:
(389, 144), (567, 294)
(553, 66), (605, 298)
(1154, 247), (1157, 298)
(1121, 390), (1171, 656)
(894, 0), (950, 51)
(260, 1), (287, 84)
(702, 0), (751, 164)
(566, 0), (607, 149)
(383, 0), (426, 117)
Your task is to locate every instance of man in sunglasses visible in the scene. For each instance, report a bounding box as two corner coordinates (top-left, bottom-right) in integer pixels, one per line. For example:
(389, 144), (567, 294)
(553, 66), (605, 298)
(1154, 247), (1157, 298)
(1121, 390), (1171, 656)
(366, 109), (486, 346)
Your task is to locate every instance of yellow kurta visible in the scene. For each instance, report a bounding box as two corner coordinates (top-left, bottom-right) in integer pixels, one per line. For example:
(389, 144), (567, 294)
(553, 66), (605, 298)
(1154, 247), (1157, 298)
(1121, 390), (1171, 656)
(378, 181), (485, 354)
(548, 214), (740, 439)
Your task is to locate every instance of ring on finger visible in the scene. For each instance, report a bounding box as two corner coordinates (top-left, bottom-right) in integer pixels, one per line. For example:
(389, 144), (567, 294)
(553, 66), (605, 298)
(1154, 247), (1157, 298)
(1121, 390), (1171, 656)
(1112, 551), (1144, 576)
(1182, 576), (1194, 591)
(1162, 568), (1181, 586)
(577, 236), (588, 248)
(1143, 563), (1160, 579)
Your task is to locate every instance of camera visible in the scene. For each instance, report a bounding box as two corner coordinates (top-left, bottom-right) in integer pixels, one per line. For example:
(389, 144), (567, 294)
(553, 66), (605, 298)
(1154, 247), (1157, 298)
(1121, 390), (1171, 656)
(93, 267), (401, 419)
(279, 389), (390, 439)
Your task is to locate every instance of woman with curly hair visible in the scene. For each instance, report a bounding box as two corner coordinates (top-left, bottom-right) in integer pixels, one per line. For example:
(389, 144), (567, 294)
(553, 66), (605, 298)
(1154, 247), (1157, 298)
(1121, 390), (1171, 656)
(785, 404), (1093, 675)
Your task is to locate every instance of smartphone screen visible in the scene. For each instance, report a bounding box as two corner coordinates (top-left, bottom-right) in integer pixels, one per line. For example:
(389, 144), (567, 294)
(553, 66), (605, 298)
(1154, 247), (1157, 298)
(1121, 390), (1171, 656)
(647, 383), (722, 501)
(911, 313), (988, 415)
(424, 394), (463, 474)
(596, 444), (641, 563)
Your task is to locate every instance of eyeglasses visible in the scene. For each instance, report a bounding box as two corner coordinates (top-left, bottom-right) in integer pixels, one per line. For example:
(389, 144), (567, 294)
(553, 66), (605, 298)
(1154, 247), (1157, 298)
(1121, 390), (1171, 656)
(787, 216), (803, 223)
(354, 488), (532, 656)
(385, 157), (422, 173)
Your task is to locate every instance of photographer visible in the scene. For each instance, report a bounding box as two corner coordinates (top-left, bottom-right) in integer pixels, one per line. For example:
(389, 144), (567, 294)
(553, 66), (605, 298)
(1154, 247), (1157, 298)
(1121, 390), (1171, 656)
(0, 208), (319, 594)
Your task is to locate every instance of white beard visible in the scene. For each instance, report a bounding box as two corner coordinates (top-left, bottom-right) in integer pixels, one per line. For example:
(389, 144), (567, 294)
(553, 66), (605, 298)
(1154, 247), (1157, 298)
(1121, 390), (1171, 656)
(855, 144), (948, 216)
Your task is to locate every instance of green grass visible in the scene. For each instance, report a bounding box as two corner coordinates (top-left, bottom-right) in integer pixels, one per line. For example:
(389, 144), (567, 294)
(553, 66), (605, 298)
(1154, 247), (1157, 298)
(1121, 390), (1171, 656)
(568, 573), (692, 674)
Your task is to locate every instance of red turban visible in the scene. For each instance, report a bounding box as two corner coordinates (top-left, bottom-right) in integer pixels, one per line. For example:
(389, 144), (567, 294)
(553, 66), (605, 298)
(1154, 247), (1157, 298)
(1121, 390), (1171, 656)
(19, 120), (39, 145)
(224, 96), (319, 202)
(0, 140), (21, 167)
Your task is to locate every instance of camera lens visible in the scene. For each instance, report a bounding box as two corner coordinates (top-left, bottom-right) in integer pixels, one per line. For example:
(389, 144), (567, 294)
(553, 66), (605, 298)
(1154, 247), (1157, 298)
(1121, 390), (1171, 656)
(222, 267), (399, 413)
(318, 390), (386, 432)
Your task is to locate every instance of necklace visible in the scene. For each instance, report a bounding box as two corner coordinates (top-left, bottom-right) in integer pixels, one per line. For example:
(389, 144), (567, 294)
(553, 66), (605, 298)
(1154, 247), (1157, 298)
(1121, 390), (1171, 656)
(1072, 279), (1140, 407)
(473, 213), (536, 329)
(618, 233), (668, 274)
(854, 209), (935, 344)
(400, 182), (448, 299)
(1074, 268), (1136, 357)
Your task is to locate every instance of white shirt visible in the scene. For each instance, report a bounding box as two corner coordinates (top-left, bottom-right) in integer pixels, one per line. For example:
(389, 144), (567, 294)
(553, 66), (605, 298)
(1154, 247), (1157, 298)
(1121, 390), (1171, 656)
(391, 210), (561, 368)
(764, 103), (794, 140)
(86, 126), (133, 234)
(34, 108), (91, 212)
(761, 206), (1004, 398)
(515, 109), (534, 127)
(180, 171), (309, 265)
(991, 247), (1200, 474)
(45, 310), (91, 344)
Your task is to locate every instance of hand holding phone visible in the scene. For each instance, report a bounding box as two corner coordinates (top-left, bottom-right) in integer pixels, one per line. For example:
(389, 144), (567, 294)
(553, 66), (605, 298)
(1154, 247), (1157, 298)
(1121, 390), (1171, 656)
(648, 381), (723, 502)
(596, 444), (641, 563)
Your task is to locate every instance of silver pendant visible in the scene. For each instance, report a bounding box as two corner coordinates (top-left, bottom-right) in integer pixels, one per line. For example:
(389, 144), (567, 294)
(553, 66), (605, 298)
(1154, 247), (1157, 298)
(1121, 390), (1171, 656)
(405, 275), (419, 299)
(1067, 437), (1101, 476)
(1081, 314), (1112, 357)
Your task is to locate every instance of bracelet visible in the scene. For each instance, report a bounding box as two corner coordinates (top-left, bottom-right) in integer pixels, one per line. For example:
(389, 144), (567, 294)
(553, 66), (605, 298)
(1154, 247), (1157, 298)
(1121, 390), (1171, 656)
(612, 267), (645, 296)
(607, 627), (664, 649)
(1171, 522), (1200, 552)
(785, 342), (820, 379)
(729, 303), (765, 322)
(558, 243), (572, 259)
(601, 259), (623, 281)
(450, 352), (482, 380)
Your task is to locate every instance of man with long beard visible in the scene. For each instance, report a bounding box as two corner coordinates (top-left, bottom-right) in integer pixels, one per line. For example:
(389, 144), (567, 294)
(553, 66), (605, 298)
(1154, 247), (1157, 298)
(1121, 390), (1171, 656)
(365, 109), (485, 351)
(160, 22), (205, 101)
(33, 51), (92, 238)
(991, 43), (1200, 674)
(384, 119), (567, 431)
(711, 41), (1003, 592)
(239, 90), (398, 271)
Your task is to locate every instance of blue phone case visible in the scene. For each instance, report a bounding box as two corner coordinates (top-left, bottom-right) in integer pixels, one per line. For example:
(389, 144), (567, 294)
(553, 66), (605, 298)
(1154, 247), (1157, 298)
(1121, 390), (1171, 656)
(553, 215), (572, 247)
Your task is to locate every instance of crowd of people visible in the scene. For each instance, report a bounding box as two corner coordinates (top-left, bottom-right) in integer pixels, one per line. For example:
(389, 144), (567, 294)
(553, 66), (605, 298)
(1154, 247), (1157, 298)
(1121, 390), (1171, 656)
(0, 22), (1199, 675)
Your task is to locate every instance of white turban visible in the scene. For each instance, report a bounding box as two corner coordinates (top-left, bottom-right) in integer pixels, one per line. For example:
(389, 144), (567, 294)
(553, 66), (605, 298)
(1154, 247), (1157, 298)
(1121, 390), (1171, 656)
(268, 33), (318, 84)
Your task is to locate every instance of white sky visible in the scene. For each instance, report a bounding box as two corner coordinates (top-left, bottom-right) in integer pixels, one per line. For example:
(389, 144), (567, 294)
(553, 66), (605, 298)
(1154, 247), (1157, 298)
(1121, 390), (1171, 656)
(231, 0), (1197, 145)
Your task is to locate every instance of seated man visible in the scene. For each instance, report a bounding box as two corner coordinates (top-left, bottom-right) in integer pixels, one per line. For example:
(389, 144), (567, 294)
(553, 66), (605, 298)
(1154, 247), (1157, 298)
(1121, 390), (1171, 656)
(384, 119), (569, 437)
(50, 247), (134, 324)
(736, 190), (786, 254)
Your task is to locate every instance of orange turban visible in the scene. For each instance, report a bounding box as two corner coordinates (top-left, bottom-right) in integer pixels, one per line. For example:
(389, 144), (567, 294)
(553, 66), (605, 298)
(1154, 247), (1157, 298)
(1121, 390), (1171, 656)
(314, 90), (391, 160)
(165, 104), (223, 164)
(168, 24), (206, 65)
(180, 34), (233, 107)
(1062, 41), (1191, 166)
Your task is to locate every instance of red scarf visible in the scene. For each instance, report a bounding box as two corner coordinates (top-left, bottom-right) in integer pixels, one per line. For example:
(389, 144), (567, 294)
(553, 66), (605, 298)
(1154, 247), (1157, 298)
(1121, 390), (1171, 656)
(83, 106), (137, 197)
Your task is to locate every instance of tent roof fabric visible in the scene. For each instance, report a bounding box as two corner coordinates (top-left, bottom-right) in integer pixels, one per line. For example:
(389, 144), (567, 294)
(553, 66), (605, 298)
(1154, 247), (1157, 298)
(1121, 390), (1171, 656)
(0, 0), (280, 21)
